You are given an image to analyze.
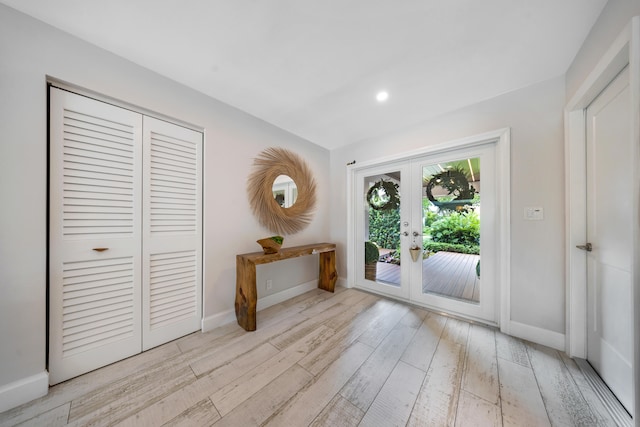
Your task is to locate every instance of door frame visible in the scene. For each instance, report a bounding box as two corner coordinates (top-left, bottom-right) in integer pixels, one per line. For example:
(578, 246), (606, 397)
(347, 128), (510, 329)
(564, 17), (640, 417)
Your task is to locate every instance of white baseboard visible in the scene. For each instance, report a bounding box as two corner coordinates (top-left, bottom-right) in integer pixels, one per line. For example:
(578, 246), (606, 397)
(506, 320), (566, 351)
(201, 308), (236, 332)
(201, 280), (318, 333)
(0, 371), (48, 413)
(256, 280), (317, 312)
(336, 277), (349, 289)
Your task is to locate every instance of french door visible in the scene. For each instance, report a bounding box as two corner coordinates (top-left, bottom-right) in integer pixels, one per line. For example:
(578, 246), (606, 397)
(354, 142), (498, 324)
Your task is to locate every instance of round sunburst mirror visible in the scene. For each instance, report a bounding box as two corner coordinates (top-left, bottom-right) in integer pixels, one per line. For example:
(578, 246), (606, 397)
(247, 147), (317, 235)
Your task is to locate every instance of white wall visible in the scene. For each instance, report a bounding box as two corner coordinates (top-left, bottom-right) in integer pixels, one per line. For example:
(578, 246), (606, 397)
(330, 76), (567, 337)
(0, 4), (330, 410)
(566, 0), (640, 102)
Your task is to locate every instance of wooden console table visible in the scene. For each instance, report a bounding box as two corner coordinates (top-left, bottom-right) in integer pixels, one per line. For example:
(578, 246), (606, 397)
(235, 243), (337, 331)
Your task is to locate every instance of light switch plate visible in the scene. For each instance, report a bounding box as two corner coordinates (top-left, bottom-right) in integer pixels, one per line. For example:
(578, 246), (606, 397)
(524, 207), (544, 220)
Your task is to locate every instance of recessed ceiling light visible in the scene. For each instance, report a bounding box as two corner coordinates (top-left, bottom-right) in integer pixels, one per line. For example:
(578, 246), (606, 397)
(376, 91), (389, 102)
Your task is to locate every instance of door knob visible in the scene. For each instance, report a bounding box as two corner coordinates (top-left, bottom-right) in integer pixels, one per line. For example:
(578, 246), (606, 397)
(576, 243), (592, 252)
(401, 231), (409, 236)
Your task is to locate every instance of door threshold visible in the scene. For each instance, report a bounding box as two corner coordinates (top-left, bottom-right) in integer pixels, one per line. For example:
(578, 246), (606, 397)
(574, 358), (632, 427)
(352, 285), (498, 329)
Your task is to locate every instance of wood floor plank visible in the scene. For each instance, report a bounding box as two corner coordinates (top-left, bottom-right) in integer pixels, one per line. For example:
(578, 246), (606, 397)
(526, 342), (599, 426)
(299, 291), (352, 318)
(400, 306), (428, 327)
(255, 289), (339, 328)
(358, 361), (425, 427)
(559, 352), (619, 426)
(279, 288), (328, 308)
(454, 390), (501, 427)
(462, 324), (499, 405)
(355, 300), (410, 348)
(0, 342), (182, 426)
(407, 318), (469, 427)
(210, 325), (335, 416)
(14, 403), (70, 427)
(66, 365), (196, 426)
(401, 311), (446, 372)
(331, 288), (371, 308)
(496, 330), (530, 367)
(116, 342), (279, 427)
(339, 317), (419, 411)
(499, 358), (550, 427)
(270, 302), (347, 350)
(175, 322), (245, 354)
(212, 364), (314, 427)
(298, 298), (397, 375)
(161, 398), (220, 427)
(308, 395), (364, 427)
(321, 295), (388, 333)
(263, 342), (374, 426)
(189, 312), (308, 377)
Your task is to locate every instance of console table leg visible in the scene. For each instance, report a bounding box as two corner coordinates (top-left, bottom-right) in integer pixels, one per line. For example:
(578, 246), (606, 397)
(235, 257), (257, 331)
(318, 250), (337, 292)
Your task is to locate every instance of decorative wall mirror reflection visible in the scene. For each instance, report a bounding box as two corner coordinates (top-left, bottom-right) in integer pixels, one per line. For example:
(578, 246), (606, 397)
(248, 147), (316, 234)
(272, 175), (298, 208)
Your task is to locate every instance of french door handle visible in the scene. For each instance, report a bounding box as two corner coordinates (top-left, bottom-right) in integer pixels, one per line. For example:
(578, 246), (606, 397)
(576, 243), (592, 252)
(401, 232), (409, 237)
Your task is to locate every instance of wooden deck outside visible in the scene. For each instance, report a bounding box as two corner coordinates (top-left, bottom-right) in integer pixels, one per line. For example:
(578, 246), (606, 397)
(375, 251), (480, 303)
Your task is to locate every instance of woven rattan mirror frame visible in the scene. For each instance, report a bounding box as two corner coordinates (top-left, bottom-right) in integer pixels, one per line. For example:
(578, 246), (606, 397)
(247, 147), (317, 235)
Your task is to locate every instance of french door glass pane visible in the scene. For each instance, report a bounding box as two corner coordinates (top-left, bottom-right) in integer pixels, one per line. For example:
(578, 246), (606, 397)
(421, 158), (480, 303)
(364, 171), (401, 287)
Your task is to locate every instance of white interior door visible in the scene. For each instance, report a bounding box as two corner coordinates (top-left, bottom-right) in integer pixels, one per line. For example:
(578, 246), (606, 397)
(142, 117), (203, 350)
(585, 66), (633, 415)
(49, 88), (143, 384)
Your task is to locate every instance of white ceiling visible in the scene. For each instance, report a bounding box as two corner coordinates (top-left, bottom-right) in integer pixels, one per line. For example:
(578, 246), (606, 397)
(2, 1), (607, 149)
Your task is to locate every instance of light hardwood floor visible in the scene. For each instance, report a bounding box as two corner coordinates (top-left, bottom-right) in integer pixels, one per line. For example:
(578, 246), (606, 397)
(0, 287), (618, 426)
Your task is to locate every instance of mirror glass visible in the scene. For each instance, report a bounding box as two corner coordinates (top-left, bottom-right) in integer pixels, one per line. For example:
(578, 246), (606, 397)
(272, 174), (298, 208)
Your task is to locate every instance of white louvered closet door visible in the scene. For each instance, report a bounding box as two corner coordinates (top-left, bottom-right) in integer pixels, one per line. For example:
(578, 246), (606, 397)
(50, 89), (203, 384)
(49, 88), (143, 385)
(142, 117), (202, 350)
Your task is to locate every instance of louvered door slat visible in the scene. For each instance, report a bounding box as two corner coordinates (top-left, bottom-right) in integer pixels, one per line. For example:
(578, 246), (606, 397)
(59, 106), (137, 243)
(143, 117), (202, 351)
(49, 88), (142, 385)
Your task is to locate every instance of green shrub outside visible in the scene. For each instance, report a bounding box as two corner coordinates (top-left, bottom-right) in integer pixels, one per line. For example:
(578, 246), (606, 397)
(367, 202), (480, 255)
(368, 208), (400, 249)
(428, 211), (479, 246)
(423, 241), (479, 255)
